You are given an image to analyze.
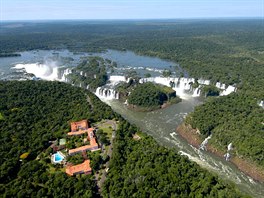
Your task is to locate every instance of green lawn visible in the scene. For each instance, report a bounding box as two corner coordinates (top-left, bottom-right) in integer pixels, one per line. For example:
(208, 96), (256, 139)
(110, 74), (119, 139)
(99, 126), (112, 139)
(96, 120), (115, 139)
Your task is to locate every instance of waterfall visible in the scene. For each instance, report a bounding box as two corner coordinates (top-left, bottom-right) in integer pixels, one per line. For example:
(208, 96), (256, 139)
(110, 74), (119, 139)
(13, 62), (60, 81)
(60, 68), (72, 82)
(227, 143), (233, 151)
(192, 87), (201, 97)
(198, 79), (210, 85)
(199, 134), (212, 151)
(95, 87), (119, 100)
(109, 75), (127, 83)
(95, 75), (237, 101)
(216, 82), (226, 90)
(258, 100), (264, 108)
(224, 142), (233, 161)
(220, 85), (236, 96)
(224, 153), (231, 161)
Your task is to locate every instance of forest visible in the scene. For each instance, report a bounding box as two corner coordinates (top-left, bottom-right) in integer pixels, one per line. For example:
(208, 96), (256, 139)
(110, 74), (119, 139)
(65, 56), (108, 90)
(127, 82), (180, 110)
(0, 81), (115, 197)
(0, 81), (248, 197)
(185, 93), (264, 168)
(102, 120), (247, 197)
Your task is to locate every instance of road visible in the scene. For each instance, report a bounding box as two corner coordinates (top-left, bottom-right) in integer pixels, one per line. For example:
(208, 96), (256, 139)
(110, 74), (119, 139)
(95, 120), (117, 193)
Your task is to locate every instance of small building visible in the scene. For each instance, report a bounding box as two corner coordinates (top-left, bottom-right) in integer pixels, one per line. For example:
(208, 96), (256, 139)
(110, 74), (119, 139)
(68, 125), (99, 155)
(67, 128), (94, 136)
(71, 120), (89, 132)
(59, 138), (66, 146)
(66, 160), (92, 176)
(68, 143), (99, 155)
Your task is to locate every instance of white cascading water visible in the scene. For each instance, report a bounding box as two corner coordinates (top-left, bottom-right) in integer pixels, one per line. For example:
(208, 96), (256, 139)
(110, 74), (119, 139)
(139, 77), (195, 99)
(95, 87), (119, 100)
(140, 77), (238, 98)
(220, 85), (236, 96)
(192, 86), (201, 97)
(109, 75), (127, 83)
(13, 62), (60, 81)
(216, 82), (226, 90)
(224, 142), (233, 161)
(198, 79), (210, 85)
(258, 100), (264, 108)
(139, 77), (206, 99)
(60, 68), (72, 82)
(199, 134), (212, 151)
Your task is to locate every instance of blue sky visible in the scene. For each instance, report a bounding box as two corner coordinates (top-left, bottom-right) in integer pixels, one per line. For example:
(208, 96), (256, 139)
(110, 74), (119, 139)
(1, 0), (263, 20)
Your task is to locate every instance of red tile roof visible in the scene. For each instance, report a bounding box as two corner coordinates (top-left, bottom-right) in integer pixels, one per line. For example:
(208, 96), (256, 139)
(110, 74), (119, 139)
(66, 160), (92, 176)
(68, 142), (98, 155)
(67, 128), (94, 136)
(70, 120), (89, 132)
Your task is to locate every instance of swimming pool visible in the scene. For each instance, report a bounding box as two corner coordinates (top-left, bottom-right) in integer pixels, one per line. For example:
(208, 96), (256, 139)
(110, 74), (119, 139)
(52, 152), (65, 163)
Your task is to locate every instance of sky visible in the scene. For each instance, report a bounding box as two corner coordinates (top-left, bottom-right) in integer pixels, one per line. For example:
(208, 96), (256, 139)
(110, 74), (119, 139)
(1, 0), (264, 21)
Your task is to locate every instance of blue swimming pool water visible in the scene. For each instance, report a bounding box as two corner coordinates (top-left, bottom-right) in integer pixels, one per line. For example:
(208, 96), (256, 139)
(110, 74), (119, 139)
(54, 152), (64, 162)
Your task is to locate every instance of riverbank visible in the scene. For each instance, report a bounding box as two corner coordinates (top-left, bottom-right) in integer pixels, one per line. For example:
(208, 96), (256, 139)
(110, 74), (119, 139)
(176, 123), (264, 183)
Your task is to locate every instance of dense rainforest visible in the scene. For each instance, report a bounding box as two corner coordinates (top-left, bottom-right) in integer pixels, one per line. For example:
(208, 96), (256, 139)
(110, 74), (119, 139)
(0, 81), (114, 197)
(64, 56), (109, 90)
(0, 81), (248, 197)
(186, 93), (264, 167)
(127, 82), (180, 110)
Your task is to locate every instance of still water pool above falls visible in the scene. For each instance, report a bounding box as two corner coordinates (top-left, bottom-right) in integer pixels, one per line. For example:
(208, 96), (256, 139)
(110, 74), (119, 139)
(105, 98), (264, 198)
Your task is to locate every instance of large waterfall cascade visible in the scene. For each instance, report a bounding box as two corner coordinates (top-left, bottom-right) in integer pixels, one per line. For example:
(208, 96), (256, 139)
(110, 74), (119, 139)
(57, 68), (237, 101)
(95, 87), (119, 100)
(60, 68), (72, 82)
(139, 77), (237, 98)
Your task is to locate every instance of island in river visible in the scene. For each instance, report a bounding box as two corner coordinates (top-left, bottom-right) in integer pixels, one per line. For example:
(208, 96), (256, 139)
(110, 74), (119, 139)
(118, 81), (182, 112)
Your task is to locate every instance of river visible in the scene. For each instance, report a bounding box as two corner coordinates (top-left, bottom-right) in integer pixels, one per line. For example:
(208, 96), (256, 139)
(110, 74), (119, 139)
(105, 97), (264, 197)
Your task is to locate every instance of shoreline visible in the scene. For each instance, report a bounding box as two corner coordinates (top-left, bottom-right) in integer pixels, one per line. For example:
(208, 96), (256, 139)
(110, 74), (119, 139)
(176, 123), (264, 183)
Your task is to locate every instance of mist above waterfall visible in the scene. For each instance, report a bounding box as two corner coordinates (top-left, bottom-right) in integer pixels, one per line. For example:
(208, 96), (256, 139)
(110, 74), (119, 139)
(13, 59), (60, 81)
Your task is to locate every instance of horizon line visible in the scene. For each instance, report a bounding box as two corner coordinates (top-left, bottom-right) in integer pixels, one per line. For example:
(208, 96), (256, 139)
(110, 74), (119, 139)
(1, 16), (263, 23)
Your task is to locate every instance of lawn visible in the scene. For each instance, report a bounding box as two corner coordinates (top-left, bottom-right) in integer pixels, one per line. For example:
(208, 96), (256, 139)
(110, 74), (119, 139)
(95, 120), (115, 139)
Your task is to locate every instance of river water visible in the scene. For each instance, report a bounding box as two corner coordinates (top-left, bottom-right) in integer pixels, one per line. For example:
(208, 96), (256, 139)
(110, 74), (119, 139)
(0, 49), (178, 80)
(105, 97), (264, 197)
(1, 49), (263, 197)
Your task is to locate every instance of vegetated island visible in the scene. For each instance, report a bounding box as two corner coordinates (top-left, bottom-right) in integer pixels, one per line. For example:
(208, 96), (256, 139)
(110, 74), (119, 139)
(176, 93), (264, 182)
(0, 80), (248, 197)
(61, 56), (109, 91)
(118, 81), (181, 111)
